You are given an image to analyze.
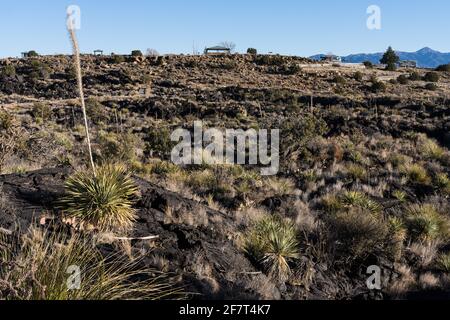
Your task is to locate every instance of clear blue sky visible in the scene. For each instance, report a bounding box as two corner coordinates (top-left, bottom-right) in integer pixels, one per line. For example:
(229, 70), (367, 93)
(1, 0), (449, 58)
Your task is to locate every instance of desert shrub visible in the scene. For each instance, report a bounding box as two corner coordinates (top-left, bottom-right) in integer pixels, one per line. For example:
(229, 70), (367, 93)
(371, 80), (386, 93)
(247, 48), (257, 55)
(278, 63), (301, 75)
(435, 173), (450, 195)
(400, 163), (431, 185)
(29, 59), (51, 80)
(405, 204), (450, 242)
(150, 161), (181, 176)
(244, 216), (300, 281)
(0, 111), (14, 131)
(353, 71), (363, 81)
(31, 102), (52, 122)
(423, 72), (440, 82)
(86, 98), (108, 124)
(436, 253), (450, 272)
(131, 50), (143, 57)
(332, 75), (346, 84)
(279, 114), (328, 164)
(111, 55), (126, 64)
(363, 61), (373, 69)
(418, 135), (445, 160)
(409, 71), (421, 81)
(144, 126), (174, 158)
(256, 55), (284, 66)
(98, 131), (140, 162)
(425, 83), (438, 91)
(0, 227), (181, 300)
(397, 74), (410, 85)
(1, 65), (16, 77)
(58, 164), (138, 231)
(435, 64), (450, 72)
(218, 61), (236, 70)
(328, 208), (388, 262)
(346, 163), (367, 181)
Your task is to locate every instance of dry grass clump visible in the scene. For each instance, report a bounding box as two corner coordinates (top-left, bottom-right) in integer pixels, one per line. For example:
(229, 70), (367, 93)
(400, 163), (431, 185)
(328, 207), (389, 262)
(0, 227), (182, 300)
(244, 216), (300, 281)
(418, 135), (446, 161)
(345, 163), (367, 181)
(58, 163), (138, 232)
(436, 253), (450, 272)
(405, 204), (450, 242)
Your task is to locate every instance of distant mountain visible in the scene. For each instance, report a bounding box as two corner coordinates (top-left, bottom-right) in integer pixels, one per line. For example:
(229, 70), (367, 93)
(310, 47), (450, 68)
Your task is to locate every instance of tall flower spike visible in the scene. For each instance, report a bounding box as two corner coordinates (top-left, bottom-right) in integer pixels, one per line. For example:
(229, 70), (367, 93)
(67, 14), (96, 176)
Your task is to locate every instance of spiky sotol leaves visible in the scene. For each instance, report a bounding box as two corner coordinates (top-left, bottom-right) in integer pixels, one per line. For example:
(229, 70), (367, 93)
(59, 164), (138, 232)
(244, 216), (300, 281)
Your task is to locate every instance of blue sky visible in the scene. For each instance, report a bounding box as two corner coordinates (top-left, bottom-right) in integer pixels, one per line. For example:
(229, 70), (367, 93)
(1, 0), (449, 58)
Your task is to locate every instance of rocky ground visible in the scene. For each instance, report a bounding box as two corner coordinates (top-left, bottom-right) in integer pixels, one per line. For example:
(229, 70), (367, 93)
(1, 53), (450, 300)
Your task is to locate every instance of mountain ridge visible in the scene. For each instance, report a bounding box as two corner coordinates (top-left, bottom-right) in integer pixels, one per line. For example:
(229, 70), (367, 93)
(310, 47), (450, 68)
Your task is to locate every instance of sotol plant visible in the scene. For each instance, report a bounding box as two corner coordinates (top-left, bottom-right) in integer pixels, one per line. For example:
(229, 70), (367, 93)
(244, 216), (300, 281)
(59, 164), (138, 231)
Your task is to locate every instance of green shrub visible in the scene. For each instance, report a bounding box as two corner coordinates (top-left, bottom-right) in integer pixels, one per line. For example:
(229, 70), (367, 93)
(29, 60), (51, 80)
(280, 114), (328, 164)
(247, 48), (257, 55)
(31, 102), (52, 121)
(332, 75), (346, 84)
(256, 55), (284, 66)
(98, 131), (140, 162)
(397, 74), (410, 85)
(425, 83), (438, 91)
(1, 65), (16, 77)
(423, 72), (440, 82)
(0, 111), (14, 131)
(363, 61), (373, 69)
(58, 164), (138, 231)
(111, 55), (126, 64)
(244, 216), (300, 281)
(86, 98), (108, 124)
(353, 71), (363, 81)
(409, 71), (421, 81)
(145, 126), (174, 158)
(371, 80), (386, 93)
(436, 64), (450, 72)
